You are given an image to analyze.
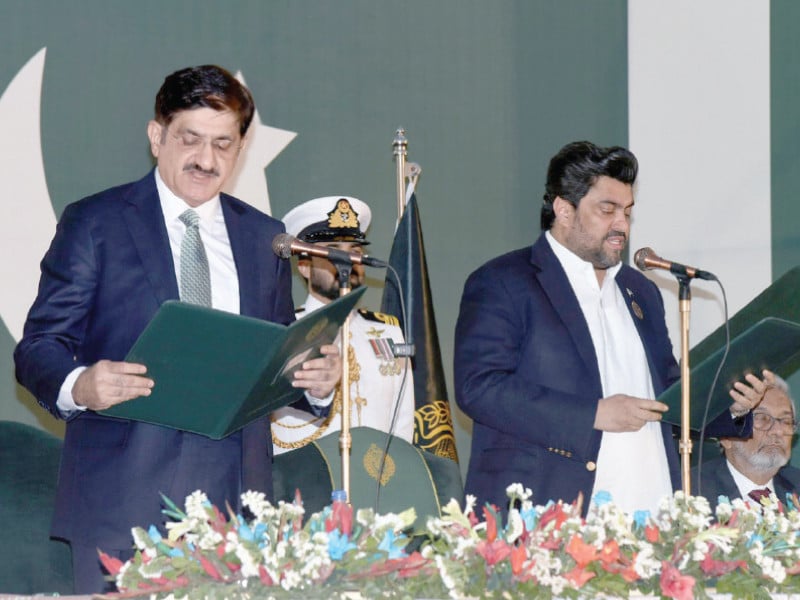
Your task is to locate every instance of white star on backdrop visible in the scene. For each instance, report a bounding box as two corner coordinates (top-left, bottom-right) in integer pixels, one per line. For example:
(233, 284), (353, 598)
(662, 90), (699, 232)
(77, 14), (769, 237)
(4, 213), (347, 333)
(223, 72), (297, 216)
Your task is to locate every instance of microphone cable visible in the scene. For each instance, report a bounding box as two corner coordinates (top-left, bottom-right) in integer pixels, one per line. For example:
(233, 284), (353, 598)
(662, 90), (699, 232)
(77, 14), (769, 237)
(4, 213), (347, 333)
(694, 279), (731, 500)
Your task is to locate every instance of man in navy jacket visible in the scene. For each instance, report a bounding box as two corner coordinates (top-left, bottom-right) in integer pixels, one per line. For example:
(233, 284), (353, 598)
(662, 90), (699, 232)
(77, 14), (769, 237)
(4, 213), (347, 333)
(693, 376), (800, 512)
(14, 65), (340, 593)
(455, 141), (765, 515)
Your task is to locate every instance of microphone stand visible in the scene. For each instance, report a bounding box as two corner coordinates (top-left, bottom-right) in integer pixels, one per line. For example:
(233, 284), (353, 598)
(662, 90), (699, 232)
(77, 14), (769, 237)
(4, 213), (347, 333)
(677, 275), (693, 494)
(333, 259), (354, 503)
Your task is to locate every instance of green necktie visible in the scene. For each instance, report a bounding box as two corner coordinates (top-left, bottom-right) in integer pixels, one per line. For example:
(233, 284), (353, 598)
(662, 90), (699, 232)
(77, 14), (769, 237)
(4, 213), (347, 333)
(178, 209), (212, 307)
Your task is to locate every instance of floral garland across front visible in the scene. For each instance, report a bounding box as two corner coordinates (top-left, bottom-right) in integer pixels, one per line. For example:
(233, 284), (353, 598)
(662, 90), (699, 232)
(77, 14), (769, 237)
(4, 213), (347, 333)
(102, 486), (800, 599)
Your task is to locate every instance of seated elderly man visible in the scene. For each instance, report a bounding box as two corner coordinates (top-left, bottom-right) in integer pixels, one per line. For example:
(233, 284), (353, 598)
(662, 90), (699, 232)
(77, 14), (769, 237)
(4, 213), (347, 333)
(692, 374), (800, 511)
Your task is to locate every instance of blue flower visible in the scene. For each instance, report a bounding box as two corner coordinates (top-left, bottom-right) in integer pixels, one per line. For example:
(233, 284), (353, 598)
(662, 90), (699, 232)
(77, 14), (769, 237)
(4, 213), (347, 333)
(328, 530), (357, 560)
(238, 520), (267, 544)
(238, 521), (254, 542)
(592, 491), (613, 507)
(717, 495), (731, 505)
(633, 510), (650, 528)
(520, 507), (537, 532)
(378, 530), (406, 560)
(148, 525), (163, 544)
(168, 547), (185, 558)
(746, 534), (763, 548)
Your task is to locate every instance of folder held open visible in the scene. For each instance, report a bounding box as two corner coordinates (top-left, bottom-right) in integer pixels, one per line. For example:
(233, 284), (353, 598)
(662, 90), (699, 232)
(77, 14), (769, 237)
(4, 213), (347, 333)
(100, 287), (366, 439)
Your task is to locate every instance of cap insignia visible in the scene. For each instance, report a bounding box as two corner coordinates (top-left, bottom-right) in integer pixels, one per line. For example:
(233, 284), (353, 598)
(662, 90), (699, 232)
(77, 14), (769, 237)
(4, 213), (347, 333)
(327, 198), (360, 231)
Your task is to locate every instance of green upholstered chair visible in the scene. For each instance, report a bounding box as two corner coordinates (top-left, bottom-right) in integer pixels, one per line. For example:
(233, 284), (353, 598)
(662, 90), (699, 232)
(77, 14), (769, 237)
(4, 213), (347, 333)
(273, 426), (464, 532)
(0, 420), (73, 594)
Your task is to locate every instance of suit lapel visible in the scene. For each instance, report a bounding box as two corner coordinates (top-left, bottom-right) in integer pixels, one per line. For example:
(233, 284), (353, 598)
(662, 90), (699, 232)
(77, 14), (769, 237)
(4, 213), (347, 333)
(529, 236), (599, 378)
(615, 268), (667, 392)
(123, 171), (179, 304)
(221, 196), (260, 317)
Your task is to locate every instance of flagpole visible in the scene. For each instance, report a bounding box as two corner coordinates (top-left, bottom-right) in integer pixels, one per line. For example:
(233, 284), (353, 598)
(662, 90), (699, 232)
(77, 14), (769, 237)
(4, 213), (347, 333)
(392, 128), (408, 221)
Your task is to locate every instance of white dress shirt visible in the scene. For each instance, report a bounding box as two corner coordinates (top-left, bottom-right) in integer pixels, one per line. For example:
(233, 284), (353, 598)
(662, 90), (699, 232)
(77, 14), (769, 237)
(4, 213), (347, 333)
(726, 459), (775, 499)
(546, 232), (673, 514)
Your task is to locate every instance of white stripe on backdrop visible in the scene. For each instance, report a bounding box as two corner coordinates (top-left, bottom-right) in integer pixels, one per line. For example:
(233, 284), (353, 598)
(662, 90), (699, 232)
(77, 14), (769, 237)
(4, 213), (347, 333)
(628, 1), (771, 352)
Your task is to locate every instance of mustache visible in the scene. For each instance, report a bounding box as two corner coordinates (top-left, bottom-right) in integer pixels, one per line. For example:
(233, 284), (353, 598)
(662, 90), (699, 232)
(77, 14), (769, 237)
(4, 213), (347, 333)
(184, 163), (219, 177)
(606, 230), (627, 242)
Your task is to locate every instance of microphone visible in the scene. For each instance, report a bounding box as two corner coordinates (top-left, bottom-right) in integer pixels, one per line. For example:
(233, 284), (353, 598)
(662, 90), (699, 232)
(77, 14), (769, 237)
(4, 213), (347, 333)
(633, 247), (716, 281)
(271, 233), (388, 268)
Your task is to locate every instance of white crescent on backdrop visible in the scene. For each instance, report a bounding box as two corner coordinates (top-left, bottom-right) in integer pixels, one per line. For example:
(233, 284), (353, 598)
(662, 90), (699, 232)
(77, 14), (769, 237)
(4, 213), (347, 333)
(0, 49), (296, 342)
(0, 48), (55, 342)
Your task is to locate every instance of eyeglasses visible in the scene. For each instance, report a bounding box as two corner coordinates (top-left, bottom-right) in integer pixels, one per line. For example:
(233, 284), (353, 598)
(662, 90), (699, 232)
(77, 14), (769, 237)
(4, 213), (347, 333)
(752, 411), (797, 433)
(168, 129), (241, 158)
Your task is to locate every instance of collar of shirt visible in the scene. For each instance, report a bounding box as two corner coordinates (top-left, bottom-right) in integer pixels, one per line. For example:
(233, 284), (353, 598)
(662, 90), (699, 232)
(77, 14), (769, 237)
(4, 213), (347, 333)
(302, 293), (328, 315)
(154, 167), (222, 225)
(726, 458), (775, 498)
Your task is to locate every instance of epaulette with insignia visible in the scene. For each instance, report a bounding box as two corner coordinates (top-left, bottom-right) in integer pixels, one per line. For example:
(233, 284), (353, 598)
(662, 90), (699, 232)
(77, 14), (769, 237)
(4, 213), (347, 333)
(357, 308), (399, 326)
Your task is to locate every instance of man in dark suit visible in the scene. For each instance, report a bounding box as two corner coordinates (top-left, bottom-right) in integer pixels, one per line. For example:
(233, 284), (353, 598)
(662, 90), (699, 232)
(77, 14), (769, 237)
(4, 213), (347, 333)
(454, 141), (765, 515)
(693, 375), (800, 512)
(14, 65), (341, 594)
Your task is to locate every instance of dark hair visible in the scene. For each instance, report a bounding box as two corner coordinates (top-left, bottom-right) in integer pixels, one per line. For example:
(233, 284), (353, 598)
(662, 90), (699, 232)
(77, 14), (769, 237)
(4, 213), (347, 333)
(154, 65), (255, 137)
(540, 141), (638, 230)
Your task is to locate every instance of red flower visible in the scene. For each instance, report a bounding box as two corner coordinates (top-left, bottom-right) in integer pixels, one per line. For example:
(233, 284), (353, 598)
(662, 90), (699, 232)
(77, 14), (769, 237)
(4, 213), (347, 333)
(538, 502), (569, 531)
(599, 539), (620, 566)
(603, 552), (640, 583)
(565, 534), (598, 568)
(510, 543), (527, 576)
(786, 561), (800, 575)
(293, 489), (304, 531)
(483, 505), (498, 543)
(699, 554), (748, 577)
(325, 499), (354, 535)
(347, 552), (431, 580)
(564, 565), (595, 588)
(660, 561), (695, 600)
(645, 524), (660, 543)
(258, 565), (274, 586)
(617, 562), (640, 583)
(98, 551), (124, 577)
(468, 510), (479, 527)
(476, 539), (512, 566)
(197, 553), (223, 580)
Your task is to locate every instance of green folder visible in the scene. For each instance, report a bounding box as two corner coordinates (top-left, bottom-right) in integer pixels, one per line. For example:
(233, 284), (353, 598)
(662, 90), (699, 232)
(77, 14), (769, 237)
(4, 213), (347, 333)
(100, 287), (366, 439)
(660, 266), (800, 429)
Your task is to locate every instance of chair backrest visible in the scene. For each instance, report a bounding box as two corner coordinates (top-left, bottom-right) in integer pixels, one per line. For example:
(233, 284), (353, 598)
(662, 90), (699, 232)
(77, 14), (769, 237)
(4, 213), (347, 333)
(273, 426), (463, 531)
(0, 420), (73, 594)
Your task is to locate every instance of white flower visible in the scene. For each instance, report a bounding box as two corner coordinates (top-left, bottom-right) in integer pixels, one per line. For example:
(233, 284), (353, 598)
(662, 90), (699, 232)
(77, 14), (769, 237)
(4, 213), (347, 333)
(505, 482), (533, 503)
(757, 554), (787, 584)
(184, 490), (210, 520)
(241, 490), (271, 520)
(633, 544), (660, 578)
(234, 543), (261, 578)
(691, 539), (708, 562)
(197, 529), (224, 551)
(505, 509), (524, 543)
(715, 502), (733, 522)
(464, 494), (477, 515)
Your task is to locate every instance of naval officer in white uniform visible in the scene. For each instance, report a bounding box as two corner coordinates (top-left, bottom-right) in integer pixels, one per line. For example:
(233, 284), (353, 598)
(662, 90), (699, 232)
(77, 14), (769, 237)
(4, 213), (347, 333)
(272, 196), (415, 454)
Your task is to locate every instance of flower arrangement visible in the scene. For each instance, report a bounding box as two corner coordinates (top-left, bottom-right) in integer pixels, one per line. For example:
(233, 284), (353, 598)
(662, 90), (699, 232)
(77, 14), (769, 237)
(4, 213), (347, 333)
(102, 486), (800, 599)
